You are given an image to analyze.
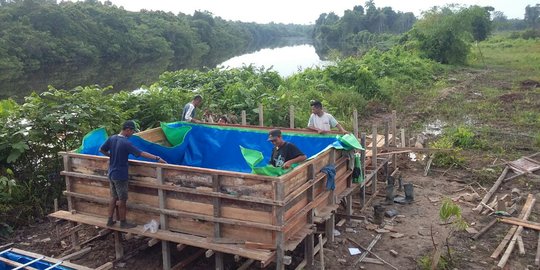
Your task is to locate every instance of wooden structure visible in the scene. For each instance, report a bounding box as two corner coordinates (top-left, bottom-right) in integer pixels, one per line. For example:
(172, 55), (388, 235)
(50, 119), (396, 269)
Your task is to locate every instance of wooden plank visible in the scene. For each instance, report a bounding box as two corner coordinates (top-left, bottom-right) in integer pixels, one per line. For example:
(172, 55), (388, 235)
(536, 232), (540, 266)
(496, 194), (535, 267)
(473, 166), (509, 213)
(49, 211), (273, 262)
(10, 248), (93, 270)
(499, 216), (540, 231)
(517, 235), (525, 255)
(171, 248), (205, 270)
(63, 171), (282, 206)
(65, 191), (281, 231)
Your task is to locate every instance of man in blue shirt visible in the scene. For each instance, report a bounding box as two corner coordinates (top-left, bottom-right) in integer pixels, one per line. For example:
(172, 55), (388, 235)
(181, 95), (203, 122)
(100, 120), (167, 229)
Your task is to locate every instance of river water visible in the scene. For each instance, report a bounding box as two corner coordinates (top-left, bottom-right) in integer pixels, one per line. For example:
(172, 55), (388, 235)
(1, 44), (329, 101)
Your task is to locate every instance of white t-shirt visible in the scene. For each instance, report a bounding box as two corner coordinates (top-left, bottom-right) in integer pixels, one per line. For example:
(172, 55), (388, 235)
(308, 112), (338, 131)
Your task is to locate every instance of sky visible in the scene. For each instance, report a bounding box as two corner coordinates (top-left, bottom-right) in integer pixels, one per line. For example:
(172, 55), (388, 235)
(102, 0), (537, 24)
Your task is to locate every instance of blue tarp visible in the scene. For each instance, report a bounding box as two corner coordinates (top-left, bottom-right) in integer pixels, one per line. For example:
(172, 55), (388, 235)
(0, 250), (72, 270)
(78, 122), (351, 173)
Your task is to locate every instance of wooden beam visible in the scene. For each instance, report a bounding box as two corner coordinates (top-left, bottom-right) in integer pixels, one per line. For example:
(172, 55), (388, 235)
(237, 259), (255, 270)
(318, 234), (325, 270)
(473, 166), (509, 213)
(497, 194), (536, 268)
(499, 216), (540, 231)
(535, 232), (540, 266)
(60, 247), (91, 261)
(50, 211), (273, 262)
(289, 105), (295, 128)
(258, 103), (264, 127)
(241, 110), (247, 125)
(171, 249), (205, 270)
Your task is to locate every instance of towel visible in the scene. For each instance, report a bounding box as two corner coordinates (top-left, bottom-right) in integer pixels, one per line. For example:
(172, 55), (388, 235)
(320, 164), (336, 190)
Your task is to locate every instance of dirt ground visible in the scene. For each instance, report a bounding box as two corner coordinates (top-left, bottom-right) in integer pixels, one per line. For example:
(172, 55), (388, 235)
(3, 152), (540, 270)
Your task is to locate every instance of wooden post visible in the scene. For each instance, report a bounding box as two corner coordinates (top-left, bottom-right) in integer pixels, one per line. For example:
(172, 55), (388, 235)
(384, 120), (389, 184)
(258, 103), (264, 127)
(241, 110), (247, 125)
(360, 133), (367, 208)
(371, 125), (378, 195)
(275, 176), (286, 270)
(212, 174), (224, 270)
(114, 231), (124, 259)
(353, 109), (359, 138)
(63, 155), (79, 250)
(391, 110), (397, 170)
(325, 214), (335, 244)
(289, 105), (295, 128)
(400, 129), (405, 147)
(535, 232), (540, 266)
(391, 110), (397, 145)
(304, 164), (316, 269)
(318, 234), (325, 270)
(157, 167), (171, 270)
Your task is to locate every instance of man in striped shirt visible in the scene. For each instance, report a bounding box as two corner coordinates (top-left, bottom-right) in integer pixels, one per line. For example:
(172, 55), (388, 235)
(181, 95), (203, 122)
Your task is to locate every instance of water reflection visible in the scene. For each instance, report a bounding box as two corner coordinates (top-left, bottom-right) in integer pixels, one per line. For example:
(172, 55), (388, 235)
(218, 44), (330, 77)
(0, 39), (327, 102)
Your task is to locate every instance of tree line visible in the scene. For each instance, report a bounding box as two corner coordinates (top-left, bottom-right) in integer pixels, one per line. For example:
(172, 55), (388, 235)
(0, 0), (312, 80)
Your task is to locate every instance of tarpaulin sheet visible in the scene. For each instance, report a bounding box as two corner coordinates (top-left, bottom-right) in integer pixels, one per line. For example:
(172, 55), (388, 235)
(77, 122), (356, 174)
(0, 250), (72, 270)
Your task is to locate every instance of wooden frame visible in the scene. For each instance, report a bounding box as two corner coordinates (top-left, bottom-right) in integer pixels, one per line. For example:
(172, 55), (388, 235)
(51, 125), (367, 268)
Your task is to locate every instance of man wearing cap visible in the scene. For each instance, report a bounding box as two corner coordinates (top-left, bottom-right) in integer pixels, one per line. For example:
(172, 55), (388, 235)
(99, 120), (167, 229)
(268, 129), (307, 169)
(181, 95), (203, 123)
(307, 100), (348, 134)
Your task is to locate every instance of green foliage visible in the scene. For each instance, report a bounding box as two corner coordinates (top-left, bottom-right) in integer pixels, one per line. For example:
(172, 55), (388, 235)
(0, 0), (312, 73)
(431, 136), (464, 167)
(404, 5), (492, 65)
(418, 254), (449, 270)
(440, 198), (468, 230)
(312, 2), (416, 56)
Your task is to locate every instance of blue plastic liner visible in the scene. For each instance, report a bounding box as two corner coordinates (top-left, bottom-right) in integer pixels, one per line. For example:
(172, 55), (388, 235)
(77, 122), (350, 173)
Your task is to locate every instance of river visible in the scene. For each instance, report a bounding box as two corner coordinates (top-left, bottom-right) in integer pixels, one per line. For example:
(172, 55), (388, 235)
(0, 44), (329, 101)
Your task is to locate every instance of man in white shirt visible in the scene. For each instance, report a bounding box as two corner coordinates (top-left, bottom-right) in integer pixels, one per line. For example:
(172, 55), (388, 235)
(307, 100), (348, 134)
(181, 95), (203, 122)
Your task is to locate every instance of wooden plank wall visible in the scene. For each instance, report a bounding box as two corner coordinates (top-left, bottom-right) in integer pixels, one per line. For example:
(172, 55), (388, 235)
(60, 130), (352, 250)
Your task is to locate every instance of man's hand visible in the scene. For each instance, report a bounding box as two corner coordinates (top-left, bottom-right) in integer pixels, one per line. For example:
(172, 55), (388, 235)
(158, 158), (167, 164)
(317, 129), (327, 134)
(282, 161), (293, 169)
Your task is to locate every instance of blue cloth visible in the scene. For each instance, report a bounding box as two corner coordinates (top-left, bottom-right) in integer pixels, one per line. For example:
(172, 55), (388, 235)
(99, 135), (142, 181)
(320, 164), (336, 190)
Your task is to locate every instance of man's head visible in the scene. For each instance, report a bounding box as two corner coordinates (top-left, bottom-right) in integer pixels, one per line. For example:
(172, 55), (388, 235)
(218, 116), (228, 124)
(121, 120), (140, 136)
(193, 95), (203, 107)
(310, 100), (323, 116)
(267, 129), (284, 146)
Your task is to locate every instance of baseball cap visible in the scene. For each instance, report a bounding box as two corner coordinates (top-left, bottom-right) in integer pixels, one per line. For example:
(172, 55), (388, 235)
(267, 129), (281, 141)
(122, 120), (140, 132)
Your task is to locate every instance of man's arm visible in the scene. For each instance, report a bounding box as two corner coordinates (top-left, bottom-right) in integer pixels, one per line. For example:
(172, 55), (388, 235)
(336, 123), (348, 134)
(283, 154), (307, 169)
(140, 152), (167, 164)
(99, 149), (110, 157)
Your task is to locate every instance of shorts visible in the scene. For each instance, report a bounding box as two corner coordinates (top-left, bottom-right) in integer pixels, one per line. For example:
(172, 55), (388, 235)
(109, 179), (129, 201)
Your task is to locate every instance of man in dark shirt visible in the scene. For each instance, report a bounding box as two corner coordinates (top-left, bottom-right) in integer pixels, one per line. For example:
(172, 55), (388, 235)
(100, 120), (167, 229)
(267, 129), (307, 169)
